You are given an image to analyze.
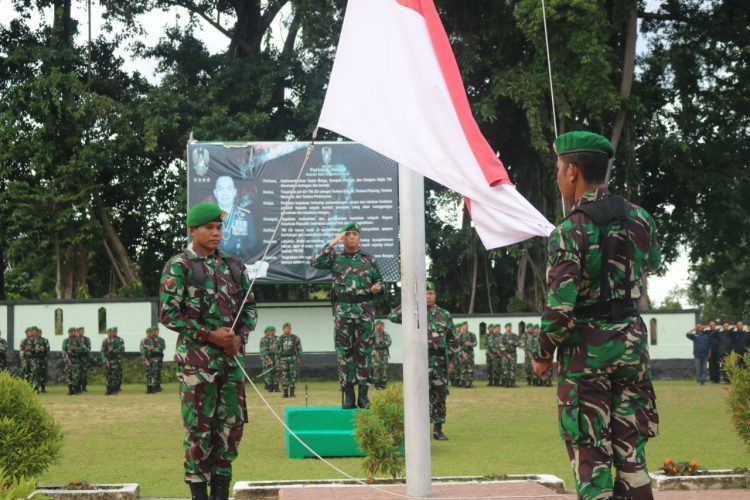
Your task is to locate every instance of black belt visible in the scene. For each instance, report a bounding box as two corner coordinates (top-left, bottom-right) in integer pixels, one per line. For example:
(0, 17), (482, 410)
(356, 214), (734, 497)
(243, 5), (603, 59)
(574, 299), (638, 322)
(336, 293), (374, 304)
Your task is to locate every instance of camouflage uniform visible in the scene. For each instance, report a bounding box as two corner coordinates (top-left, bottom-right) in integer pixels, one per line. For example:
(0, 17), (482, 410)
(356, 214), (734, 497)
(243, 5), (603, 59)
(29, 330), (50, 392)
(153, 332), (166, 391)
(62, 329), (84, 394)
(101, 330), (125, 395)
(78, 329), (91, 391)
(19, 333), (33, 382)
(160, 242), (257, 484)
(389, 302), (458, 425)
(500, 325), (518, 388)
(140, 328), (161, 393)
(457, 324), (477, 387)
(0, 335), (6, 371)
(487, 326), (504, 386)
(277, 328), (302, 397)
(537, 187), (661, 500)
(520, 325), (533, 385)
(371, 323), (392, 388)
(259, 328), (280, 392)
(310, 242), (383, 389)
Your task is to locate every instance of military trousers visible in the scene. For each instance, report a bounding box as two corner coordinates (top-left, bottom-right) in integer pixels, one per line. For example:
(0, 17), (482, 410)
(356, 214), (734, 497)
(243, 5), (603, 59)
(261, 356), (279, 388)
(177, 363), (248, 483)
(557, 367), (658, 500)
(278, 356), (299, 388)
(371, 350), (389, 387)
(104, 359), (123, 391)
(334, 315), (374, 388)
(429, 379), (448, 424)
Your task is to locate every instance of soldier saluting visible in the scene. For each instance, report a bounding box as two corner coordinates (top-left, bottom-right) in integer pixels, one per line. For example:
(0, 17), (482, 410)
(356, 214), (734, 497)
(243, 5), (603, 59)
(533, 131), (661, 500)
(310, 221), (384, 409)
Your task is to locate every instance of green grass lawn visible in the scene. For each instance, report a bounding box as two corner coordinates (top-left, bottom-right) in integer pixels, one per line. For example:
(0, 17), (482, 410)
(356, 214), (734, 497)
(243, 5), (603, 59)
(37, 380), (750, 497)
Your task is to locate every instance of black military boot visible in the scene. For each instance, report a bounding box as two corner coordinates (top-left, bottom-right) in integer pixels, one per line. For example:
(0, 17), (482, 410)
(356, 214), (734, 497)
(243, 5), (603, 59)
(357, 384), (370, 409)
(156, 384), (163, 392)
(283, 387), (289, 398)
(68, 385), (75, 395)
(210, 474), (231, 500)
(188, 481), (209, 500)
(289, 385), (295, 398)
(342, 384), (356, 409)
(433, 423), (448, 441)
(41, 384), (46, 393)
(146, 385), (153, 394)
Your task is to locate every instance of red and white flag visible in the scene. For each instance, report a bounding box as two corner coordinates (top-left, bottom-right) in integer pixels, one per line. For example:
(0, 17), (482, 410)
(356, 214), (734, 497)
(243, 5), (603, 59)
(318, 0), (554, 248)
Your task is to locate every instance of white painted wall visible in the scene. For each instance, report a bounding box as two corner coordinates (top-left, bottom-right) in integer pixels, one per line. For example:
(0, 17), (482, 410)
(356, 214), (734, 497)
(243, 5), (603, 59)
(0, 301), (698, 363)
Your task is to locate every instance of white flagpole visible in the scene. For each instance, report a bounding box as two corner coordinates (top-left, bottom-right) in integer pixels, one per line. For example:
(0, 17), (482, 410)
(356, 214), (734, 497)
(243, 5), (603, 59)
(398, 164), (432, 497)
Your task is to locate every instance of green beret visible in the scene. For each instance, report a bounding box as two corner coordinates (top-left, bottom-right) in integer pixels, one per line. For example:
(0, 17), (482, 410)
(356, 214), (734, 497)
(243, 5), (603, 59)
(504, 322), (512, 328)
(282, 322), (291, 328)
(341, 221), (360, 233)
(187, 202), (224, 227)
(146, 326), (158, 334)
(264, 326), (276, 333)
(375, 320), (384, 325)
(426, 281), (436, 291)
(554, 131), (614, 159)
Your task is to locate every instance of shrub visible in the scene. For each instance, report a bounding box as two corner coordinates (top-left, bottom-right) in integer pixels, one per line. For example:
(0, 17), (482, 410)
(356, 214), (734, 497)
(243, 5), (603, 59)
(354, 384), (405, 480)
(0, 371), (63, 481)
(0, 467), (41, 500)
(724, 351), (750, 452)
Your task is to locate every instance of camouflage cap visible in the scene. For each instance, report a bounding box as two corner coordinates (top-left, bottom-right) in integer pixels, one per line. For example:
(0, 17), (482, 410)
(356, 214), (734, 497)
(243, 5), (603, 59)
(341, 221), (360, 233)
(264, 326), (276, 333)
(554, 131), (614, 159)
(426, 281), (436, 291)
(282, 322), (291, 328)
(375, 320), (385, 325)
(67, 327), (76, 334)
(187, 202), (224, 227)
(146, 326), (158, 334)
(107, 327), (118, 334)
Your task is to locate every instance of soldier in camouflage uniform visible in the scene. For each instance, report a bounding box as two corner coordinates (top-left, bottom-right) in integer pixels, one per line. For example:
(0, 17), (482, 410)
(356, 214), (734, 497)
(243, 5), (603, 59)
(20, 328), (34, 382)
(62, 327), (83, 394)
(0, 331), (6, 371)
(76, 327), (91, 392)
(389, 281), (458, 440)
(520, 323), (533, 385)
(102, 327), (125, 395)
(160, 202), (257, 500)
(488, 324), (504, 386)
(533, 131), (661, 500)
(310, 221), (384, 409)
(140, 327), (159, 394)
(371, 320), (392, 389)
(30, 327), (50, 393)
(500, 322), (518, 388)
(277, 322), (302, 398)
(457, 322), (477, 388)
(152, 326), (166, 392)
(259, 326), (280, 392)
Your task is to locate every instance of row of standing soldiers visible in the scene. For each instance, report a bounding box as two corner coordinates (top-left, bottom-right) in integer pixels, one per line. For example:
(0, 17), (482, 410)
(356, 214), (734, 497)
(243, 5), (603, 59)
(62, 326), (92, 394)
(258, 322), (302, 398)
(18, 326), (50, 392)
(485, 323), (519, 387)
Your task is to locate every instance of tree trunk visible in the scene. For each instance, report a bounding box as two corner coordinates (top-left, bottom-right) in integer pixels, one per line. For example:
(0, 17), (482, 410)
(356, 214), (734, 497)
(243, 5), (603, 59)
(0, 240), (5, 300)
(610, 0), (638, 152)
(102, 239), (128, 289)
(95, 201), (140, 284)
(516, 248), (529, 303)
(75, 245), (90, 297)
(468, 251), (478, 314)
(55, 236), (62, 299)
(64, 246), (74, 299)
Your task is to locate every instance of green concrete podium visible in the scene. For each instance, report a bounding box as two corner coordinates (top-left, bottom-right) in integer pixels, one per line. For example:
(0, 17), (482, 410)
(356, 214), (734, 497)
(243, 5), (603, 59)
(285, 406), (365, 458)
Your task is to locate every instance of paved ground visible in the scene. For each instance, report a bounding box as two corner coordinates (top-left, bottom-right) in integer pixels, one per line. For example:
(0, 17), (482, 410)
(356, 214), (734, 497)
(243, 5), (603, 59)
(277, 482), (750, 499)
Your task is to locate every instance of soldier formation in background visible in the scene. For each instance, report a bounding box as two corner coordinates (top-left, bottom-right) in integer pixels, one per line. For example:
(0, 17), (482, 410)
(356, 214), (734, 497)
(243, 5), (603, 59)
(19, 326), (49, 391)
(310, 221), (384, 410)
(277, 322), (302, 398)
(688, 320), (750, 384)
(389, 281), (457, 441)
(371, 320), (391, 389)
(62, 327), (85, 394)
(259, 326), (280, 392)
(455, 322), (476, 388)
(101, 327), (125, 395)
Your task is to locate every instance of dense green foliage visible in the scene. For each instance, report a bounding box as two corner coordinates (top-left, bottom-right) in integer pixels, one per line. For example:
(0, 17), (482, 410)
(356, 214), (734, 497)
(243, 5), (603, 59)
(1, 1), (749, 316)
(354, 384), (405, 480)
(725, 352), (750, 452)
(0, 371), (63, 482)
